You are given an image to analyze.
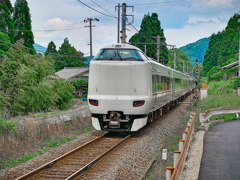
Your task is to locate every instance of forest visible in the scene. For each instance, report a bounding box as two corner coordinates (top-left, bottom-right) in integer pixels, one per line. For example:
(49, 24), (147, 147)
(179, 37), (210, 65)
(202, 13), (240, 76)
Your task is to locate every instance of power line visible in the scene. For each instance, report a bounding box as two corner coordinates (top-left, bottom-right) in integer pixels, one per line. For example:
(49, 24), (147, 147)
(135, 0), (210, 9)
(89, 0), (116, 18)
(92, 28), (102, 48)
(133, 0), (189, 6)
(0, 26), (85, 32)
(104, 0), (115, 8)
(133, 0), (209, 7)
(0, 40), (85, 58)
(77, 0), (117, 19)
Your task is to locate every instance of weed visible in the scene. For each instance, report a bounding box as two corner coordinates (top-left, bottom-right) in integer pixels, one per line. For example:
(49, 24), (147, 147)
(170, 144), (176, 152)
(35, 113), (43, 117)
(64, 123), (72, 130)
(0, 119), (16, 133)
(1, 135), (77, 169)
(192, 134), (196, 141)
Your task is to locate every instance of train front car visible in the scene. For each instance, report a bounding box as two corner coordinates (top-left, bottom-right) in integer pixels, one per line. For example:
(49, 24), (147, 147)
(88, 44), (153, 132)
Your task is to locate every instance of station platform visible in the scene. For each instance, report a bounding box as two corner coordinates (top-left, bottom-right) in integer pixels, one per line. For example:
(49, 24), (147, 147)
(198, 120), (240, 179)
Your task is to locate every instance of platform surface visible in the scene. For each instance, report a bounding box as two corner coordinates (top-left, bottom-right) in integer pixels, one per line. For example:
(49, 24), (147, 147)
(198, 120), (240, 180)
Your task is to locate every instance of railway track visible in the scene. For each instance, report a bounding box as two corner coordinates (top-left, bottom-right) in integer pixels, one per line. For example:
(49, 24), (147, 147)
(16, 133), (130, 180)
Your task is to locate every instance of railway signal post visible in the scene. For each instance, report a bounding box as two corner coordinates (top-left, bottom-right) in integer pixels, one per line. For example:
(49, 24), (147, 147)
(193, 59), (199, 99)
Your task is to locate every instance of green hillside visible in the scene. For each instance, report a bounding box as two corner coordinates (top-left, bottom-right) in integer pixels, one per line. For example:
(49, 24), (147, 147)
(179, 37), (210, 66)
(202, 13), (240, 76)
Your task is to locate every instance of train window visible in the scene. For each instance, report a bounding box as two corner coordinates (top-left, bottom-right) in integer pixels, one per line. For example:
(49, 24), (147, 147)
(175, 78), (182, 89)
(93, 49), (144, 61)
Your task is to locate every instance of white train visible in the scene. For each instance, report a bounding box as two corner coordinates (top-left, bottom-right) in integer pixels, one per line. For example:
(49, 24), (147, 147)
(87, 44), (194, 132)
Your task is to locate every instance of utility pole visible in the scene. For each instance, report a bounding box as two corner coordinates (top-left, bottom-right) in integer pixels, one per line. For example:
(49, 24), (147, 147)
(120, 3), (134, 43)
(157, 35), (160, 63)
(145, 44), (146, 54)
(115, 3), (120, 43)
(121, 3), (126, 43)
(84, 18), (99, 60)
(238, 14), (240, 77)
(183, 61), (185, 73)
(174, 52), (176, 70)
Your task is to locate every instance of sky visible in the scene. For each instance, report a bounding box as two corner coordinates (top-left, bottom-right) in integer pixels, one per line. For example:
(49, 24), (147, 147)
(10, 0), (240, 56)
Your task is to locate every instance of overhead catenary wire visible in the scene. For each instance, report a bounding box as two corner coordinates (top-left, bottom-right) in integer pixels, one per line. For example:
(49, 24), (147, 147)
(0, 26), (86, 32)
(104, 0), (115, 8)
(0, 40), (86, 58)
(134, 0), (210, 7)
(89, 0), (116, 17)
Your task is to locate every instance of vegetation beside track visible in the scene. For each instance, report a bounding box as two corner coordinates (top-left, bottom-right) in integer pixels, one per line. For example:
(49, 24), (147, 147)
(0, 113), (94, 172)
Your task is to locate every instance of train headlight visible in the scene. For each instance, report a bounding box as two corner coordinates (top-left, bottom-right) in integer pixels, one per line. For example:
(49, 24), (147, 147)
(89, 99), (98, 106)
(133, 100), (145, 107)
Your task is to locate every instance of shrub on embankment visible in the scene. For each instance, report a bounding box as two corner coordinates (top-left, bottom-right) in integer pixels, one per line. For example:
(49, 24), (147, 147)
(0, 40), (75, 117)
(194, 93), (240, 122)
(206, 77), (240, 95)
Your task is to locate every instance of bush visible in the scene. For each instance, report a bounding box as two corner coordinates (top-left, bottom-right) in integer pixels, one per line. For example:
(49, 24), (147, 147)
(0, 40), (75, 116)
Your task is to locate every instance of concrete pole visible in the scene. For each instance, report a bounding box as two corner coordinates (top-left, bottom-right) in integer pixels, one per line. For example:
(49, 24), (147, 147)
(145, 44), (146, 54)
(117, 3), (120, 43)
(174, 52), (176, 70)
(166, 167), (174, 180)
(238, 16), (240, 95)
(90, 19), (93, 60)
(121, 3), (126, 43)
(179, 140), (185, 152)
(157, 35), (160, 63)
(182, 132), (188, 140)
(238, 14), (240, 77)
(174, 151), (181, 168)
(183, 61), (185, 73)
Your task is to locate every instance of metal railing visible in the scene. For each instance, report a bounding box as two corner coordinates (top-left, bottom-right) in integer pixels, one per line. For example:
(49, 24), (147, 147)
(199, 107), (240, 125)
(166, 112), (196, 180)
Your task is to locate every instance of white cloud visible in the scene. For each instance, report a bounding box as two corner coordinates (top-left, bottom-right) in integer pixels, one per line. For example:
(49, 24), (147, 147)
(44, 18), (72, 29)
(164, 21), (227, 48)
(187, 15), (220, 24)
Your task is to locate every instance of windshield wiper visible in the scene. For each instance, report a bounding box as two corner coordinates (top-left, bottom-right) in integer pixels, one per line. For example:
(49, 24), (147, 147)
(110, 52), (116, 60)
(118, 52), (123, 60)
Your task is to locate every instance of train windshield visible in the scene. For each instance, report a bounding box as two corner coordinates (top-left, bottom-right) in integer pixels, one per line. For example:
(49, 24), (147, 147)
(93, 49), (144, 61)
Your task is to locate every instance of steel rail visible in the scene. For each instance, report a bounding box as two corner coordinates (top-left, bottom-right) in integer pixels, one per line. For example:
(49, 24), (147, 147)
(16, 133), (108, 180)
(66, 134), (131, 179)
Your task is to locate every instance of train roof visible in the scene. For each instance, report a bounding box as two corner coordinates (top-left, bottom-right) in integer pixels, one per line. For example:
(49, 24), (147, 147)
(101, 43), (142, 52)
(149, 58), (193, 78)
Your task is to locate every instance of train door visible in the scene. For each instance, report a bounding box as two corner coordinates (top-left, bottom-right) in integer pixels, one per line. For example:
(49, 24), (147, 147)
(152, 69), (157, 107)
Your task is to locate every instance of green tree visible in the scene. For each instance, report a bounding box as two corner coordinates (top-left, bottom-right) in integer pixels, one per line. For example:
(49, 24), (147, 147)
(167, 48), (193, 72)
(55, 38), (86, 71)
(45, 40), (58, 55)
(13, 0), (35, 54)
(0, 0), (15, 43)
(0, 31), (12, 57)
(0, 40), (74, 116)
(71, 75), (88, 96)
(129, 13), (168, 64)
(203, 13), (240, 76)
